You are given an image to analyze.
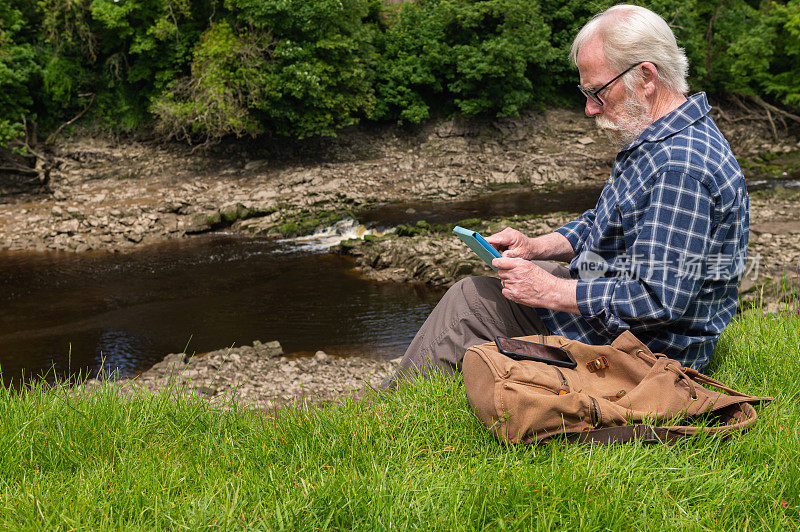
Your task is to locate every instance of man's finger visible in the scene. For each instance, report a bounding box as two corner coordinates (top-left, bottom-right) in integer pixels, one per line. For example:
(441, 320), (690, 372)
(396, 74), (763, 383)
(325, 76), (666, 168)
(484, 236), (509, 248)
(492, 256), (526, 270)
(502, 249), (524, 258)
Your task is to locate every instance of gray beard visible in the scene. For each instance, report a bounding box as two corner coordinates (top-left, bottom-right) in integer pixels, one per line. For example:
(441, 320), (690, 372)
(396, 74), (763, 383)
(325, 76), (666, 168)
(595, 91), (651, 149)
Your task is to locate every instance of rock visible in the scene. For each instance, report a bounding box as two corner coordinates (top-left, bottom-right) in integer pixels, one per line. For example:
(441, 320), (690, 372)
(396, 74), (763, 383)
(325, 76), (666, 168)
(150, 352), (187, 373)
(452, 260), (475, 277)
(261, 340), (283, 358)
(313, 351), (329, 363)
(56, 219), (80, 234)
(220, 202), (249, 223)
(244, 159), (266, 170)
(197, 385), (217, 396)
(181, 213), (213, 234)
(577, 136), (595, 145)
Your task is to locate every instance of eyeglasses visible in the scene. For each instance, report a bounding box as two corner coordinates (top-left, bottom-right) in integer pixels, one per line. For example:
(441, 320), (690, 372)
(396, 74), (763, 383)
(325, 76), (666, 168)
(577, 61), (645, 106)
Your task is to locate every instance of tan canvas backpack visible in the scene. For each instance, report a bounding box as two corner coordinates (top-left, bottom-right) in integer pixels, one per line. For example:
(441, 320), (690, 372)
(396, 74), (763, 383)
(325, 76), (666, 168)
(462, 331), (770, 444)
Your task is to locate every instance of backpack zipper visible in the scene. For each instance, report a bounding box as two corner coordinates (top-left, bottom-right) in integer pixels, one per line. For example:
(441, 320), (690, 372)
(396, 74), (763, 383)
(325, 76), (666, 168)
(589, 396), (602, 428)
(554, 367), (569, 394)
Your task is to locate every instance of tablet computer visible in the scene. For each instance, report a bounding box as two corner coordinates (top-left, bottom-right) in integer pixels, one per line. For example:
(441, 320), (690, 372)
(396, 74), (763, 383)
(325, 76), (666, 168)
(453, 226), (502, 271)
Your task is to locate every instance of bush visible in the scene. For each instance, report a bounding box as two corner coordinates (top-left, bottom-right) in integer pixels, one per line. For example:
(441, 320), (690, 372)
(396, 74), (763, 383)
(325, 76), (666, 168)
(0, 0), (41, 148)
(228, 0), (382, 138)
(2, 0), (800, 146)
(767, 1), (800, 109)
(372, 0), (558, 123)
(151, 21), (267, 140)
(152, 0), (382, 140)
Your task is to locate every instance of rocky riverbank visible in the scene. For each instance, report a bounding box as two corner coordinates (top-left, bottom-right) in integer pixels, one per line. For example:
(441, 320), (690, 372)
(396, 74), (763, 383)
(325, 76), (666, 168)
(2, 103), (796, 254)
(84, 339), (397, 409)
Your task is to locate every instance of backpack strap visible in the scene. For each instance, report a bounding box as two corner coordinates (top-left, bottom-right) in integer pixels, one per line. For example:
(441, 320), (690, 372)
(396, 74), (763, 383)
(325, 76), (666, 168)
(681, 367), (772, 402)
(563, 402), (760, 445)
(565, 424), (690, 444)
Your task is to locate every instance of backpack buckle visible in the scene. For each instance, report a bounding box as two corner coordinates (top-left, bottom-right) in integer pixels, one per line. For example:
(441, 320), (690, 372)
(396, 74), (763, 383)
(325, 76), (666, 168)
(586, 356), (609, 372)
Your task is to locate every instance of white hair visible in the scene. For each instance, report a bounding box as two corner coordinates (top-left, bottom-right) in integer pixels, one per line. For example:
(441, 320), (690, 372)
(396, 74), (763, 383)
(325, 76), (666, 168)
(570, 4), (689, 95)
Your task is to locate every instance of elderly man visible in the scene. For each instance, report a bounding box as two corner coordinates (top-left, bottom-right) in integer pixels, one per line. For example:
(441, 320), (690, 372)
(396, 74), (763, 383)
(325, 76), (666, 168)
(382, 4), (748, 389)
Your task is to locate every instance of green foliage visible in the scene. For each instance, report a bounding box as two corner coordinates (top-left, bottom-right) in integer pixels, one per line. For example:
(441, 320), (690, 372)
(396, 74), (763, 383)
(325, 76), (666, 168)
(227, 0), (381, 138)
(536, 0), (617, 104)
(373, 0), (558, 123)
(151, 21), (267, 140)
(34, 0), (213, 132)
(701, 1), (775, 96)
(2, 0), (800, 145)
(678, 0), (800, 113)
(0, 0), (41, 147)
(762, 0), (800, 109)
(152, 0), (381, 140)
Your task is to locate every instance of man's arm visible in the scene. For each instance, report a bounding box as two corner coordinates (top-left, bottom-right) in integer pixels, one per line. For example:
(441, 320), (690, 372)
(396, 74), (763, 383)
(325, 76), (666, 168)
(530, 232), (577, 262)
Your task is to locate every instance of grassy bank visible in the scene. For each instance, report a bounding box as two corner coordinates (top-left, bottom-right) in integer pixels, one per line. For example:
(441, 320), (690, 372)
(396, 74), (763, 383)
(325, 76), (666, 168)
(1, 309), (798, 530)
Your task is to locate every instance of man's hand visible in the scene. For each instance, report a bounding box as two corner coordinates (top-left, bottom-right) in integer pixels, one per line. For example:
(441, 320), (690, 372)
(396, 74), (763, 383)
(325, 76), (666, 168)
(486, 228), (576, 262)
(492, 256), (580, 314)
(485, 228), (535, 259)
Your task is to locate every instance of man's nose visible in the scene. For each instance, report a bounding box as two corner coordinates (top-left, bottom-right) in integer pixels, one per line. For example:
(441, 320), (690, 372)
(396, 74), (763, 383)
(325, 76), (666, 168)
(585, 97), (602, 117)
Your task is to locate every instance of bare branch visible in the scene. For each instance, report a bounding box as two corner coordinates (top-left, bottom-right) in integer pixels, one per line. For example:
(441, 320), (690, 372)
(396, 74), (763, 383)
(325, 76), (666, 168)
(730, 93), (753, 113)
(765, 107), (779, 141)
(0, 165), (39, 175)
(744, 94), (800, 125)
(669, 7), (680, 25)
(19, 116), (45, 160)
(45, 92), (95, 144)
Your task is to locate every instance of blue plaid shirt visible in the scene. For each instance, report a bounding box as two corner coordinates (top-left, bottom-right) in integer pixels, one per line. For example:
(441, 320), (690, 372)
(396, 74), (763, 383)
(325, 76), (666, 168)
(537, 93), (748, 371)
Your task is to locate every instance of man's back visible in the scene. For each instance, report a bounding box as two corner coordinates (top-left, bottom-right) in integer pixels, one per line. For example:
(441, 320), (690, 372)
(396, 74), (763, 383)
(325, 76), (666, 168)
(541, 93), (748, 371)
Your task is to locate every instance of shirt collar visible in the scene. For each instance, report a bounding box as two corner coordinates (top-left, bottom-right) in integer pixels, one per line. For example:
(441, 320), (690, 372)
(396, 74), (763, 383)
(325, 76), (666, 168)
(622, 92), (711, 151)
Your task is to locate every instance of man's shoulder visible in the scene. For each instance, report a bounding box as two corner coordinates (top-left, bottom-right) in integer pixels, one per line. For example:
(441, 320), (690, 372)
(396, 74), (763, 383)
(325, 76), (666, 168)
(638, 115), (742, 191)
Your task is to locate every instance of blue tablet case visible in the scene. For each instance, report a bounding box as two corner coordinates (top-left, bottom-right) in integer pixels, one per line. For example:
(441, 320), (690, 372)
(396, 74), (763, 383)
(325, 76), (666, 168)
(453, 226), (502, 271)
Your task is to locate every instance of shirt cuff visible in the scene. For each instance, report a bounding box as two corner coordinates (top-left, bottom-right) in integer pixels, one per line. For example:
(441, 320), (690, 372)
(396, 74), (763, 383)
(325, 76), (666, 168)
(555, 222), (584, 252)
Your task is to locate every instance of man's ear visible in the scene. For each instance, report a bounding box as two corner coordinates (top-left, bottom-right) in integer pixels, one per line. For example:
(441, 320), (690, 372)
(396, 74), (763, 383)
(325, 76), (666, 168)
(641, 62), (658, 98)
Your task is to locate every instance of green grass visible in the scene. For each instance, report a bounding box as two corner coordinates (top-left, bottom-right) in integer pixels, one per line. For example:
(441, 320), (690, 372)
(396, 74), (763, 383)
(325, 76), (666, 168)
(1, 310), (799, 530)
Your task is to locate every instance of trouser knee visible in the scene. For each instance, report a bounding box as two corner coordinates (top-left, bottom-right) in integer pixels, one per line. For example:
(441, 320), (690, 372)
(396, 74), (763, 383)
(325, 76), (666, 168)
(446, 276), (502, 310)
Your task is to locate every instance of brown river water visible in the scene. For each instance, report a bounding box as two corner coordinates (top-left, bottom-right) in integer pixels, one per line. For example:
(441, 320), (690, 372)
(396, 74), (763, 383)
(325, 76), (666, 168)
(0, 234), (448, 385)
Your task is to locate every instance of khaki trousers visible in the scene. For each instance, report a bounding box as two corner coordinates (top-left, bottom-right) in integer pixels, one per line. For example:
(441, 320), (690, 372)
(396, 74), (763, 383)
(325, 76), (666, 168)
(382, 261), (570, 389)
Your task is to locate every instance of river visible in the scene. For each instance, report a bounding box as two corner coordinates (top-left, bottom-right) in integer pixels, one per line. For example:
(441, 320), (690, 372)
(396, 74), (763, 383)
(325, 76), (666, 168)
(2, 178), (795, 385)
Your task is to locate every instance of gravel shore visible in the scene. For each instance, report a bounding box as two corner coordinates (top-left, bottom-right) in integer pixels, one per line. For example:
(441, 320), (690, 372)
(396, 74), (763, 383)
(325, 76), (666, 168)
(84, 340), (398, 409)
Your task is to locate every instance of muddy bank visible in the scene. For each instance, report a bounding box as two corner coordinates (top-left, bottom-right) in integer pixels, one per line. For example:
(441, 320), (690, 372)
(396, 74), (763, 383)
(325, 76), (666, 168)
(2, 103), (795, 253)
(84, 340), (396, 409)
